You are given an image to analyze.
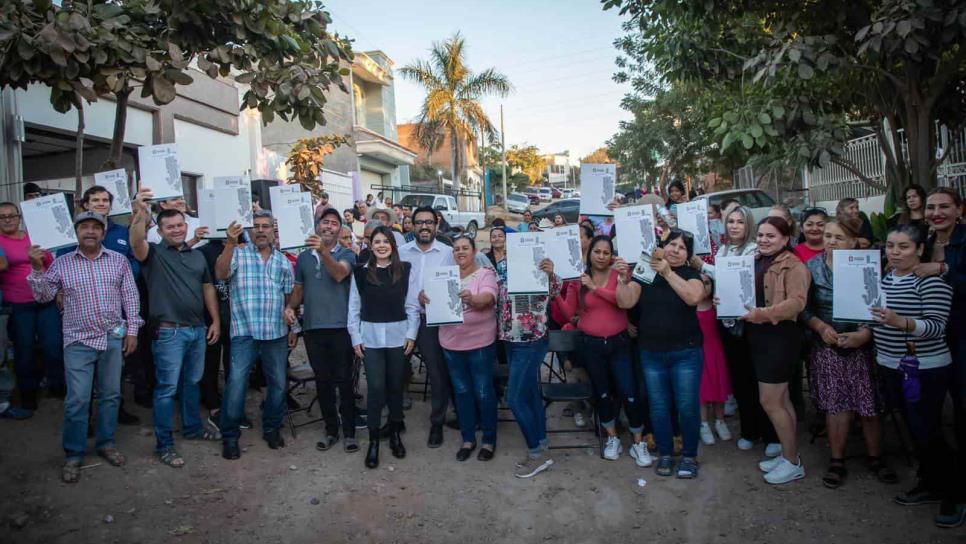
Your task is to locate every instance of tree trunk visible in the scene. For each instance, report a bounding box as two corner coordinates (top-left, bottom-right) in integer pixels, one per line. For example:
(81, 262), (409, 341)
(74, 100), (85, 210)
(450, 127), (461, 194)
(105, 87), (131, 171)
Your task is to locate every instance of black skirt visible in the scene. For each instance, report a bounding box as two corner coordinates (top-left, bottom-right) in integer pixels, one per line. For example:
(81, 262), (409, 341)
(744, 320), (803, 384)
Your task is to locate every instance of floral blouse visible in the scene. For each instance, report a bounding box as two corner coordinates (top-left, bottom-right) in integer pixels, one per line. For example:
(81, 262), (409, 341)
(497, 273), (562, 343)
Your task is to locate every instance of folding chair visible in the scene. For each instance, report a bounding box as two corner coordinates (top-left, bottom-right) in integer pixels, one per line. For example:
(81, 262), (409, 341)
(541, 381), (603, 456)
(405, 347), (430, 401)
(285, 363), (322, 438)
(543, 329), (580, 384)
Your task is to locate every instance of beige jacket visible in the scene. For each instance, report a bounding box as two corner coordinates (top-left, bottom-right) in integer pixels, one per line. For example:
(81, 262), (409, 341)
(745, 250), (811, 325)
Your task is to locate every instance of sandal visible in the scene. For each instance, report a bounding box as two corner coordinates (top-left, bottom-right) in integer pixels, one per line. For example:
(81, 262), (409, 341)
(157, 450), (185, 468)
(62, 460), (81, 483)
(184, 425), (221, 441)
(867, 456), (898, 484)
(97, 447), (127, 467)
(822, 458), (846, 489)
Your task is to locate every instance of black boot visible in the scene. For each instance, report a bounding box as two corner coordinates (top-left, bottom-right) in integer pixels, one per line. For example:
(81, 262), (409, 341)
(20, 389), (38, 411)
(389, 421), (406, 459)
(365, 440), (379, 469)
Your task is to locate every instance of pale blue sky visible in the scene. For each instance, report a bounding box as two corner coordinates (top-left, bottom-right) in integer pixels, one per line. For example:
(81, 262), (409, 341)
(325, 0), (631, 161)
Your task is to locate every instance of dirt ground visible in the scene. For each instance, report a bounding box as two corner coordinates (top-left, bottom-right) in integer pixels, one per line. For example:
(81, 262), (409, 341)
(0, 343), (960, 544)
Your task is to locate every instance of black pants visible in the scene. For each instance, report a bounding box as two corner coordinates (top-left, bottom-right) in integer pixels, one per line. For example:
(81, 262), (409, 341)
(881, 364), (954, 498)
(579, 333), (643, 432)
(304, 328), (355, 438)
(128, 277), (155, 400)
(364, 347), (406, 437)
(415, 316), (450, 426)
(201, 302), (231, 410)
(720, 326), (777, 443)
(948, 323), (966, 504)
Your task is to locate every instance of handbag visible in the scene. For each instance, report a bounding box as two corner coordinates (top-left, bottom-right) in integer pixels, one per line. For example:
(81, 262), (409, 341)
(899, 341), (921, 403)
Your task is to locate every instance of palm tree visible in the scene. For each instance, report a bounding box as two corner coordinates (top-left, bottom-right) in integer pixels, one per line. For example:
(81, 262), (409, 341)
(400, 33), (511, 193)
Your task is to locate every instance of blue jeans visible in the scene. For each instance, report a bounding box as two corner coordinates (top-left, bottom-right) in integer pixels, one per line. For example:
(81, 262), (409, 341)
(220, 335), (288, 442)
(506, 337), (549, 454)
(63, 338), (124, 460)
(444, 343), (498, 446)
(0, 314), (12, 409)
(579, 333), (643, 433)
(152, 326), (207, 452)
(640, 346), (704, 458)
(9, 302), (64, 393)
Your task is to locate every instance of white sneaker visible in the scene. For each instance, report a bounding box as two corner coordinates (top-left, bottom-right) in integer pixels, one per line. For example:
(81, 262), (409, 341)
(629, 442), (653, 467)
(763, 457), (805, 484)
(723, 395), (737, 417)
(603, 436), (623, 460)
(737, 438), (755, 450)
(764, 443), (783, 458)
(759, 455), (783, 473)
(574, 411), (587, 428)
(700, 422), (716, 445)
(714, 420), (732, 441)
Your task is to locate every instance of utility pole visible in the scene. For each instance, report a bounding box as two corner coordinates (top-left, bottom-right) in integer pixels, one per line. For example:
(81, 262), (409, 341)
(500, 105), (507, 207)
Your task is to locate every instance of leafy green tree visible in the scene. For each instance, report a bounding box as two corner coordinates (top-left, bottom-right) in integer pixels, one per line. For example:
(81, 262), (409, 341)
(286, 134), (350, 198)
(505, 144), (546, 185)
(400, 33), (511, 193)
(1, 0), (353, 169)
(603, 0), (966, 192)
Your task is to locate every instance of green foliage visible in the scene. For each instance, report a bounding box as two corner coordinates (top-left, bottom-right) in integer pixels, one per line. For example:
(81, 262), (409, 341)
(286, 134), (351, 198)
(505, 144), (546, 185)
(0, 0), (353, 133)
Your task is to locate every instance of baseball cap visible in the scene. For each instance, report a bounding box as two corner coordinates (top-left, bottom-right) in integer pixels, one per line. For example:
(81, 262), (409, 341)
(73, 211), (107, 229)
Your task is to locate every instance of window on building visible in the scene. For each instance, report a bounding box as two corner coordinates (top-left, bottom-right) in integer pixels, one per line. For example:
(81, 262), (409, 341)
(181, 173), (200, 212)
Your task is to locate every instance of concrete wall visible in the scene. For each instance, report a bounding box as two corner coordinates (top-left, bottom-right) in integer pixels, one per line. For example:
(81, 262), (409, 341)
(17, 84), (154, 146)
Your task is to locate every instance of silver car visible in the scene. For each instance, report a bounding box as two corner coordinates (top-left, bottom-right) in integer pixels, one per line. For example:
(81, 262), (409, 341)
(506, 192), (530, 214)
(693, 189), (776, 222)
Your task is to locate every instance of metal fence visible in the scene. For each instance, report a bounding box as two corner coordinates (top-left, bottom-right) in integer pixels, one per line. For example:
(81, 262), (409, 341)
(803, 124), (966, 202)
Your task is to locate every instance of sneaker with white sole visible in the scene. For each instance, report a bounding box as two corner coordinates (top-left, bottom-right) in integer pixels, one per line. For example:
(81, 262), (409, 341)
(514, 454), (554, 478)
(714, 420), (732, 441)
(759, 455), (783, 473)
(629, 442), (653, 467)
(574, 411), (587, 428)
(764, 442), (783, 458)
(603, 436), (623, 460)
(737, 438), (755, 450)
(700, 422), (716, 445)
(764, 456), (805, 484)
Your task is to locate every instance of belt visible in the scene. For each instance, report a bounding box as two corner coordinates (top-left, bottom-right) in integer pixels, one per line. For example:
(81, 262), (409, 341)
(158, 321), (192, 329)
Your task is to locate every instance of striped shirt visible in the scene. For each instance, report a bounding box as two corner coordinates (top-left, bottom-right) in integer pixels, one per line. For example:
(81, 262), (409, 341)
(873, 273), (953, 369)
(228, 244), (294, 341)
(27, 248), (142, 350)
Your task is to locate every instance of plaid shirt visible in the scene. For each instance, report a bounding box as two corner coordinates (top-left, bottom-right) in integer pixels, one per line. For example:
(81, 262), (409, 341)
(228, 244), (294, 340)
(28, 248), (142, 350)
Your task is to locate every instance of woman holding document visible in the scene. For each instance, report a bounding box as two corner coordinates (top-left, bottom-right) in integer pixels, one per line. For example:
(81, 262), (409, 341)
(347, 226), (420, 469)
(801, 218), (895, 488)
(738, 217), (810, 485)
(439, 235), (500, 462)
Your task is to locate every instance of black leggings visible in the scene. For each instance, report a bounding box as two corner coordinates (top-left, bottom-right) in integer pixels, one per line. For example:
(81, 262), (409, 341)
(363, 347), (406, 436)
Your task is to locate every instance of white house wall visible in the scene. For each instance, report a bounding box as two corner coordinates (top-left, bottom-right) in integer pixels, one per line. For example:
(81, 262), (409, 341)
(174, 117), (253, 188)
(16, 84), (152, 146)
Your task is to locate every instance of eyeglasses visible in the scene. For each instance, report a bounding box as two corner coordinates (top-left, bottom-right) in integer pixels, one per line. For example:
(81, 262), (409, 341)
(0, 214), (20, 221)
(413, 220), (435, 226)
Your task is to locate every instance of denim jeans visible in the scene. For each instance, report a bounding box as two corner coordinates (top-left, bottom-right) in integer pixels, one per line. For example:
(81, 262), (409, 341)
(0, 314), (11, 410)
(220, 335), (289, 442)
(9, 301), (64, 393)
(63, 338), (124, 460)
(152, 326), (207, 452)
(444, 343), (498, 446)
(640, 346), (704, 458)
(506, 337), (549, 454)
(579, 333), (643, 433)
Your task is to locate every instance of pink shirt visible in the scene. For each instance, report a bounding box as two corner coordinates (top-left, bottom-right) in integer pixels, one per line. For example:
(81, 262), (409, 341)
(439, 267), (499, 351)
(556, 269), (628, 338)
(793, 244), (823, 263)
(0, 233), (52, 304)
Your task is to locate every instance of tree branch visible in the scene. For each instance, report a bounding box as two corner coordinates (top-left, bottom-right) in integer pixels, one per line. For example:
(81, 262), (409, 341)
(830, 156), (887, 191)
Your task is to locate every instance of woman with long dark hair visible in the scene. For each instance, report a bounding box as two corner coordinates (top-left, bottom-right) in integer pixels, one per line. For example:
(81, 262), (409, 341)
(740, 217), (810, 484)
(556, 235), (650, 466)
(617, 229), (706, 478)
(888, 184), (929, 240)
(347, 226), (420, 469)
(794, 208), (828, 263)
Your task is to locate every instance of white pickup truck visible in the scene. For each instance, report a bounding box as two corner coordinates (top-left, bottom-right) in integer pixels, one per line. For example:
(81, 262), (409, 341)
(397, 193), (485, 238)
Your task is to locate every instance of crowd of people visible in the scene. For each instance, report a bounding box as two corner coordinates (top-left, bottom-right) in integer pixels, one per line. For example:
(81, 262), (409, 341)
(0, 180), (964, 528)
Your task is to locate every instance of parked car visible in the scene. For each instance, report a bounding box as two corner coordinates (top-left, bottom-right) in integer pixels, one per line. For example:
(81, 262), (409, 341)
(550, 187), (562, 199)
(693, 188), (776, 223)
(538, 187), (553, 202)
(506, 192), (530, 214)
(524, 188), (541, 205)
(532, 198), (580, 225)
(397, 193), (485, 238)
(561, 188), (575, 199)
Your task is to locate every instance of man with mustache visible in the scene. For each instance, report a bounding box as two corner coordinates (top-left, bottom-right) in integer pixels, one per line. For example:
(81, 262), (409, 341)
(285, 208), (358, 453)
(130, 188), (222, 468)
(26, 211), (142, 483)
(399, 206), (456, 448)
(215, 211), (295, 460)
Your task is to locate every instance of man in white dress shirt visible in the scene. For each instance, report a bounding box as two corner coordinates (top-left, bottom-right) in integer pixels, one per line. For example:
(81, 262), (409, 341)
(399, 205), (456, 448)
